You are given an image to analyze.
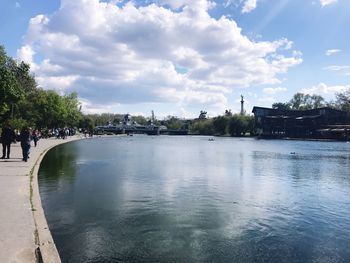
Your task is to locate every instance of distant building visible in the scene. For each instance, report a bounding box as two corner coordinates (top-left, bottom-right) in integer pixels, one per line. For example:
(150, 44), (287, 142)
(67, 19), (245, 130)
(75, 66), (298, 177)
(252, 106), (350, 140)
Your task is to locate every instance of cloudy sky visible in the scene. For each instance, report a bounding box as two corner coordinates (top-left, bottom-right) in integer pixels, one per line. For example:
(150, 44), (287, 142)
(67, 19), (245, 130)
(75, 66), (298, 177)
(1, 0), (350, 118)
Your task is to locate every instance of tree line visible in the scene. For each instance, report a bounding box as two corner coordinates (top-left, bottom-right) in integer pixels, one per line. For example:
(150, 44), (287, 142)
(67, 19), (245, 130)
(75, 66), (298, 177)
(272, 92), (350, 111)
(0, 45), (82, 130)
(189, 111), (255, 136)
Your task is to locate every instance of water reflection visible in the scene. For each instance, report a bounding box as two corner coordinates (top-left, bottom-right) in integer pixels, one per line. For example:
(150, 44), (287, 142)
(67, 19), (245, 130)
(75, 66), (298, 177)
(39, 137), (350, 263)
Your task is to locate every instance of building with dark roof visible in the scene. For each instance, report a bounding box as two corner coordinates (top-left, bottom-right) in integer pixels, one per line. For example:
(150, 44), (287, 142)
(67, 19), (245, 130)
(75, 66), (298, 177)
(252, 106), (350, 140)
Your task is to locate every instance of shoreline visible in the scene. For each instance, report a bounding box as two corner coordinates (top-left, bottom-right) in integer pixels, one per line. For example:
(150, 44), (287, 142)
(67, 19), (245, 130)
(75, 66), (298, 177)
(0, 136), (82, 263)
(31, 137), (82, 263)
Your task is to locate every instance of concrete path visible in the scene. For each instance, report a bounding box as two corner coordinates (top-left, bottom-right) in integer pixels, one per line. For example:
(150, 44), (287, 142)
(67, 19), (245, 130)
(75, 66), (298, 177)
(0, 136), (81, 263)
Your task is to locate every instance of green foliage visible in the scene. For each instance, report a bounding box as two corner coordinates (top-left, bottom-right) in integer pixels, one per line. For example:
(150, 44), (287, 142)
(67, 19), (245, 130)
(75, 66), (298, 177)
(163, 116), (183, 130)
(9, 117), (29, 131)
(288, 93), (325, 110)
(133, 115), (148, 125)
(0, 45), (82, 128)
(79, 116), (95, 131)
(190, 118), (214, 135)
(335, 89), (350, 112)
(272, 93), (326, 111)
(63, 92), (82, 127)
(0, 46), (24, 119)
(212, 116), (229, 135)
(272, 102), (291, 110)
(190, 114), (255, 137)
(228, 115), (249, 136)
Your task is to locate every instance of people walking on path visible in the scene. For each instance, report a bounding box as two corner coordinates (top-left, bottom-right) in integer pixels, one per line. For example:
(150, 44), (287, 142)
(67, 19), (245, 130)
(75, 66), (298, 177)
(1, 123), (16, 159)
(32, 130), (39, 147)
(19, 127), (32, 162)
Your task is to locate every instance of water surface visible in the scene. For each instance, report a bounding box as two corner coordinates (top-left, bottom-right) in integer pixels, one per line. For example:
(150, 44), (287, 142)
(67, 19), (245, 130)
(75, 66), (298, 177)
(39, 136), (350, 263)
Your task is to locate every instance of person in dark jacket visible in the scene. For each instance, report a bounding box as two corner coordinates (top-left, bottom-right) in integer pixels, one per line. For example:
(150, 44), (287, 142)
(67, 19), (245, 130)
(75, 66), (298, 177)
(1, 123), (16, 159)
(20, 127), (32, 162)
(32, 130), (39, 147)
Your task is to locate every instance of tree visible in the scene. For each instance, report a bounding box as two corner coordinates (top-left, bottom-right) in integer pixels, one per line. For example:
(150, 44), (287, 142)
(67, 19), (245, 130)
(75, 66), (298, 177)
(163, 116), (183, 130)
(289, 93), (305, 110)
(0, 46), (24, 120)
(272, 102), (291, 110)
(62, 92), (82, 127)
(289, 93), (325, 110)
(213, 116), (229, 135)
(1, 44), (83, 129)
(190, 119), (214, 135)
(309, 94), (325, 109)
(335, 89), (350, 112)
(79, 116), (94, 131)
(228, 115), (249, 136)
(133, 115), (148, 125)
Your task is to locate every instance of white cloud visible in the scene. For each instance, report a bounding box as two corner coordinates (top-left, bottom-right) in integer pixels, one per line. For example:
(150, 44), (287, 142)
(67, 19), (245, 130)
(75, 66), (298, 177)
(324, 65), (350, 76)
(242, 0), (257, 13)
(257, 96), (275, 106)
(263, 87), (287, 95)
(324, 65), (350, 71)
(224, 0), (258, 13)
(36, 75), (79, 93)
(320, 0), (337, 7)
(18, 0), (301, 115)
(15, 2), (21, 8)
(16, 45), (35, 65)
(325, 49), (341, 56)
(301, 83), (349, 98)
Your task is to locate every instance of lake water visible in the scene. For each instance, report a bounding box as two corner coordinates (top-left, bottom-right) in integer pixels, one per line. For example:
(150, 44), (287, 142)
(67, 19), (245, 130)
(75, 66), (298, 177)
(38, 136), (350, 263)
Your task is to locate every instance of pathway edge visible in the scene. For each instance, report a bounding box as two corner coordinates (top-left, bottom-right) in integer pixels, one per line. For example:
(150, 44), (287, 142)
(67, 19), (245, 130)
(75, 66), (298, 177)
(30, 137), (81, 263)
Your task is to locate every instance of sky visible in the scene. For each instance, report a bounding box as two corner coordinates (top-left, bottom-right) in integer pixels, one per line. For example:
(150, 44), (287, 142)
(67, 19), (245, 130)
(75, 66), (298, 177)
(1, 0), (350, 118)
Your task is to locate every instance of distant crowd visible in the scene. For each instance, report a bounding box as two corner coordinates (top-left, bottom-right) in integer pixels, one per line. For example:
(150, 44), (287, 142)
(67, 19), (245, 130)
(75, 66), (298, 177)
(0, 123), (78, 162)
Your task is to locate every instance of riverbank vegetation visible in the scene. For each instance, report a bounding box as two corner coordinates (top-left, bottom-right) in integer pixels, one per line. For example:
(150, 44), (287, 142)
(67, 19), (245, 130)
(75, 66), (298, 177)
(272, 92), (350, 111)
(1, 45), (82, 130)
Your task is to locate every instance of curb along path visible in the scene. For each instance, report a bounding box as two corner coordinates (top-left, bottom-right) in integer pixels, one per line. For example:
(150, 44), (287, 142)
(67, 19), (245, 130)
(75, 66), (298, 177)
(0, 136), (81, 263)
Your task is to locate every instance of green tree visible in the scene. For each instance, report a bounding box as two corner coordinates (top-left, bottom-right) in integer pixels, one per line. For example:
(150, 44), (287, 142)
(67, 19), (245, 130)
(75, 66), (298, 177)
(133, 115), (148, 125)
(212, 116), (229, 135)
(1, 44), (83, 129)
(228, 115), (249, 136)
(335, 89), (350, 112)
(190, 118), (214, 135)
(289, 93), (325, 110)
(163, 116), (183, 130)
(79, 116), (94, 131)
(62, 92), (82, 127)
(0, 46), (24, 120)
(272, 102), (291, 110)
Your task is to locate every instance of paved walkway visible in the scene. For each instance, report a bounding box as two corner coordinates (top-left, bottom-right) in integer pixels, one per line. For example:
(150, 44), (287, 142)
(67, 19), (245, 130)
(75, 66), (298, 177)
(0, 136), (80, 263)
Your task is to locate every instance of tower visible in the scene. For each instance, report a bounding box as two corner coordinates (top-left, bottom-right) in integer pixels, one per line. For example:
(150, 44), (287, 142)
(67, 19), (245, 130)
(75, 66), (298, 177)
(240, 95), (245, 115)
(151, 110), (155, 125)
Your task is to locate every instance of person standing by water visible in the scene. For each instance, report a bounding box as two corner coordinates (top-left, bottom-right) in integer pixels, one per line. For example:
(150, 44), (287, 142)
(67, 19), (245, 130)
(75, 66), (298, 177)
(1, 123), (16, 159)
(20, 127), (32, 162)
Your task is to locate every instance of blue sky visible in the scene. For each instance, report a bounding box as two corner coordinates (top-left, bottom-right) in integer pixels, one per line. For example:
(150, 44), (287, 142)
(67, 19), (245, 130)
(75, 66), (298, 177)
(1, 0), (349, 118)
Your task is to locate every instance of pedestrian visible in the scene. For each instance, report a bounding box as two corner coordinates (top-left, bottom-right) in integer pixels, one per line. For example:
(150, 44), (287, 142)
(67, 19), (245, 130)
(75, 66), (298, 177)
(1, 123), (16, 159)
(32, 130), (39, 147)
(19, 126), (32, 162)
